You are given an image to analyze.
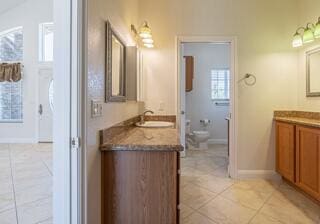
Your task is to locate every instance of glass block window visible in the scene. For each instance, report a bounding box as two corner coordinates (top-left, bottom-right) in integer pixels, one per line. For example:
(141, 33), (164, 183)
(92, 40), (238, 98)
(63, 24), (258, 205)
(0, 27), (23, 122)
(39, 23), (54, 62)
(211, 69), (230, 100)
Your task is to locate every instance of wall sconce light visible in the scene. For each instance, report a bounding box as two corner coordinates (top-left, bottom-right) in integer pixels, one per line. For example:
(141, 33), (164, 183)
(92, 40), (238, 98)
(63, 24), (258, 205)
(314, 17), (320, 39)
(292, 27), (304, 48)
(131, 21), (155, 48)
(292, 17), (319, 48)
(303, 23), (315, 44)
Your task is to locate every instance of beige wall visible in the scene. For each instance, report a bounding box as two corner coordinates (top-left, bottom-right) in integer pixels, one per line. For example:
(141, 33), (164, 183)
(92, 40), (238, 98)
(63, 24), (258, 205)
(86, 0), (143, 223)
(297, 0), (320, 111)
(86, 0), (320, 221)
(139, 0), (300, 171)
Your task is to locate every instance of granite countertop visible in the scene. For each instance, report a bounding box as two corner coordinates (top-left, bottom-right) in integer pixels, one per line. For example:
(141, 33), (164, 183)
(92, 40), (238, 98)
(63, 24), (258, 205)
(99, 116), (183, 152)
(274, 111), (320, 128)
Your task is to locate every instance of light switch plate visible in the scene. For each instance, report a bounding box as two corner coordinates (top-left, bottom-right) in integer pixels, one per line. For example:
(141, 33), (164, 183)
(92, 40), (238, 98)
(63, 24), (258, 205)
(91, 100), (103, 118)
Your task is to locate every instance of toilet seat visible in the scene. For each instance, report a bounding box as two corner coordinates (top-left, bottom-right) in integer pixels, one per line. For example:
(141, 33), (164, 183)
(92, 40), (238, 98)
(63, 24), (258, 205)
(193, 130), (210, 136)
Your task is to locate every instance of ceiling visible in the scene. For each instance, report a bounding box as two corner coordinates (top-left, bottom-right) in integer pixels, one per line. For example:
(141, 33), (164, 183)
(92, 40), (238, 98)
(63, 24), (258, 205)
(0, 0), (27, 15)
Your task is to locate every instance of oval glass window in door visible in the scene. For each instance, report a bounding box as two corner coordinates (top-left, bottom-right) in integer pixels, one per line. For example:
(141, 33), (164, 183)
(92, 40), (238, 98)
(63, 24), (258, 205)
(49, 79), (54, 112)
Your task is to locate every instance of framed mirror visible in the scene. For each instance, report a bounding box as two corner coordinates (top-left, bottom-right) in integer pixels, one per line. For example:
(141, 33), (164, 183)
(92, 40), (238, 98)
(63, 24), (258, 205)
(106, 21), (126, 102)
(306, 47), (320, 97)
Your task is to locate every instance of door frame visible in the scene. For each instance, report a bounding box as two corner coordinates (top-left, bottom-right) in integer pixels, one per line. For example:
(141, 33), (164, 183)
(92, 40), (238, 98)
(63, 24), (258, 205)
(53, 0), (85, 223)
(176, 36), (238, 178)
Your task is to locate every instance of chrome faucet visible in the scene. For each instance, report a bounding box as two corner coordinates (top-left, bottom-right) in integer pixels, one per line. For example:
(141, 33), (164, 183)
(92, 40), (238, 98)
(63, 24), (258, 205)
(140, 110), (154, 124)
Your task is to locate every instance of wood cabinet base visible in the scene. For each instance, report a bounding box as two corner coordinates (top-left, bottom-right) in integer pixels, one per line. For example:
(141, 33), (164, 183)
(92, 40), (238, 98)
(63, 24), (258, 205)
(101, 151), (179, 224)
(276, 121), (320, 203)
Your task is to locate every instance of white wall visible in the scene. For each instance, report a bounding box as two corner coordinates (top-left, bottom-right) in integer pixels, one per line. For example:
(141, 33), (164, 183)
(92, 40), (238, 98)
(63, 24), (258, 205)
(139, 0), (300, 172)
(184, 43), (230, 141)
(86, 0), (144, 223)
(0, 0), (53, 143)
(297, 0), (320, 111)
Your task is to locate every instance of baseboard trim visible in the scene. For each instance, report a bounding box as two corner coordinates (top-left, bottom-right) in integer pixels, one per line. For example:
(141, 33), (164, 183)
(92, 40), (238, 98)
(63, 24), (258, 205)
(0, 138), (37, 143)
(208, 139), (228, 144)
(237, 170), (281, 180)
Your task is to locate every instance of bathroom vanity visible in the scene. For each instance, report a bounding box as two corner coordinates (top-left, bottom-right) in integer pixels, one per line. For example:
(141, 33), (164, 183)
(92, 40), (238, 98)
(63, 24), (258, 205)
(274, 111), (320, 202)
(99, 116), (182, 224)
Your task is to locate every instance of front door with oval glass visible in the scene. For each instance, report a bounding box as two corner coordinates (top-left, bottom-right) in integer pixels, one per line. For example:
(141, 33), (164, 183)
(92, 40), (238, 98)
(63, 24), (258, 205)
(38, 68), (53, 142)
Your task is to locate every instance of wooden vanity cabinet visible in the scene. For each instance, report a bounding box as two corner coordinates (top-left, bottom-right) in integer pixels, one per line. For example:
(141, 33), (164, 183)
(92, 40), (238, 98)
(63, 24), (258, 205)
(101, 151), (180, 224)
(276, 121), (320, 202)
(276, 122), (295, 182)
(296, 126), (320, 200)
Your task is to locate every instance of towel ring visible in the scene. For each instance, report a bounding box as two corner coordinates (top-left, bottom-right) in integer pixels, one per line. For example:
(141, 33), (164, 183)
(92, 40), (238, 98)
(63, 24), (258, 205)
(238, 73), (256, 86)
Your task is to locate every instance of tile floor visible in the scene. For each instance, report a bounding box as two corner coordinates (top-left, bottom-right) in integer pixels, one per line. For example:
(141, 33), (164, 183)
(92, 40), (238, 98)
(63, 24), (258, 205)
(180, 144), (320, 224)
(0, 143), (52, 224)
(2, 143), (320, 224)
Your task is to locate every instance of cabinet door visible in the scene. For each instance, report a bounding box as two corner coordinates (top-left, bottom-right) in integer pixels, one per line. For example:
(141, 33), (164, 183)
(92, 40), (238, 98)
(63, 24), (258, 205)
(102, 151), (178, 224)
(296, 126), (320, 200)
(184, 56), (194, 92)
(276, 122), (295, 182)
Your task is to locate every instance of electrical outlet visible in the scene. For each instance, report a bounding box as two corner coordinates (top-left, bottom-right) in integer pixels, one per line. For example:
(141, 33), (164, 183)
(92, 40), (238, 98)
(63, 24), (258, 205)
(91, 100), (103, 118)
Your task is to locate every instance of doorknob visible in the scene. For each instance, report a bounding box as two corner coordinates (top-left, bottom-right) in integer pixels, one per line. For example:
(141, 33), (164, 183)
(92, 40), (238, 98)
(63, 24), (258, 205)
(39, 104), (43, 115)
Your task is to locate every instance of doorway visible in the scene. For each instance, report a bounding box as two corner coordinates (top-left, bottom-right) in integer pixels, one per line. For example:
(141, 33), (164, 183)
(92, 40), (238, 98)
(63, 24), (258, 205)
(177, 37), (237, 222)
(0, 0), (83, 223)
(177, 36), (237, 178)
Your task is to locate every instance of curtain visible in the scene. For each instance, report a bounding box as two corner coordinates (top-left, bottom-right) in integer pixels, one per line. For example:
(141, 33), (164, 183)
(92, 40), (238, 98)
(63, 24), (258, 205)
(0, 63), (22, 82)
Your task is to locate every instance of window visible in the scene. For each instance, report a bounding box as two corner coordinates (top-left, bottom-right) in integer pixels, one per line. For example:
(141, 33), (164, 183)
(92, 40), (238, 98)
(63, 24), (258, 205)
(211, 69), (230, 100)
(39, 23), (54, 62)
(0, 27), (23, 122)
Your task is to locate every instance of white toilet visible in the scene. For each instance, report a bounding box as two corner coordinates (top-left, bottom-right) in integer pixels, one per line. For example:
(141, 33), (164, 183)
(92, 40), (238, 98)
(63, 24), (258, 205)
(186, 120), (211, 149)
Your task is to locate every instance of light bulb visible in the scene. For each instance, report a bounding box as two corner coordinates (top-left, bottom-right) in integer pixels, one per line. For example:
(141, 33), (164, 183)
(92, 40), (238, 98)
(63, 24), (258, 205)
(303, 26), (315, 44)
(292, 32), (303, 48)
(314, 18), (320, 39)
(142, 38), (154, 44)
(144, 43), (154, 48)
(139, 22), (152, 39)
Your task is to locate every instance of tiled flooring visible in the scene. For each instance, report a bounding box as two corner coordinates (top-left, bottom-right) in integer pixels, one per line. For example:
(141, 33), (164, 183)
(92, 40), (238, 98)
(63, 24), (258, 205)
(0, 143), (53, 224)
(180, 144), (320, 224)
(2, 143), (320, 224)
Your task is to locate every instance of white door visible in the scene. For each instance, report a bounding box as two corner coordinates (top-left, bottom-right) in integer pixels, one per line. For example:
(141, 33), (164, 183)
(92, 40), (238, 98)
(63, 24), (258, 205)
(54, 0), (84, 223)
(180, 43), (186, 156)
(38, 68), (53, 142)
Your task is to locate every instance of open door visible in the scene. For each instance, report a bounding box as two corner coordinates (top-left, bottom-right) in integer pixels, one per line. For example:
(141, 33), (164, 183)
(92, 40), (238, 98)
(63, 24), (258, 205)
(53, 0), (84, 223)
(179, 43), (186, 157)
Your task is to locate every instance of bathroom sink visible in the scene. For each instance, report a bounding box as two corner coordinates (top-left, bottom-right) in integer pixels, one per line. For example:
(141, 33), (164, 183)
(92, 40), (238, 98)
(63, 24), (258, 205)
(135, 121), (174, 128)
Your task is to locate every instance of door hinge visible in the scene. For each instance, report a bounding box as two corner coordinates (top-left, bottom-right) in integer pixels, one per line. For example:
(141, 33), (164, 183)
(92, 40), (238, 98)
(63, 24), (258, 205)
(71, 137), (80, 149)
